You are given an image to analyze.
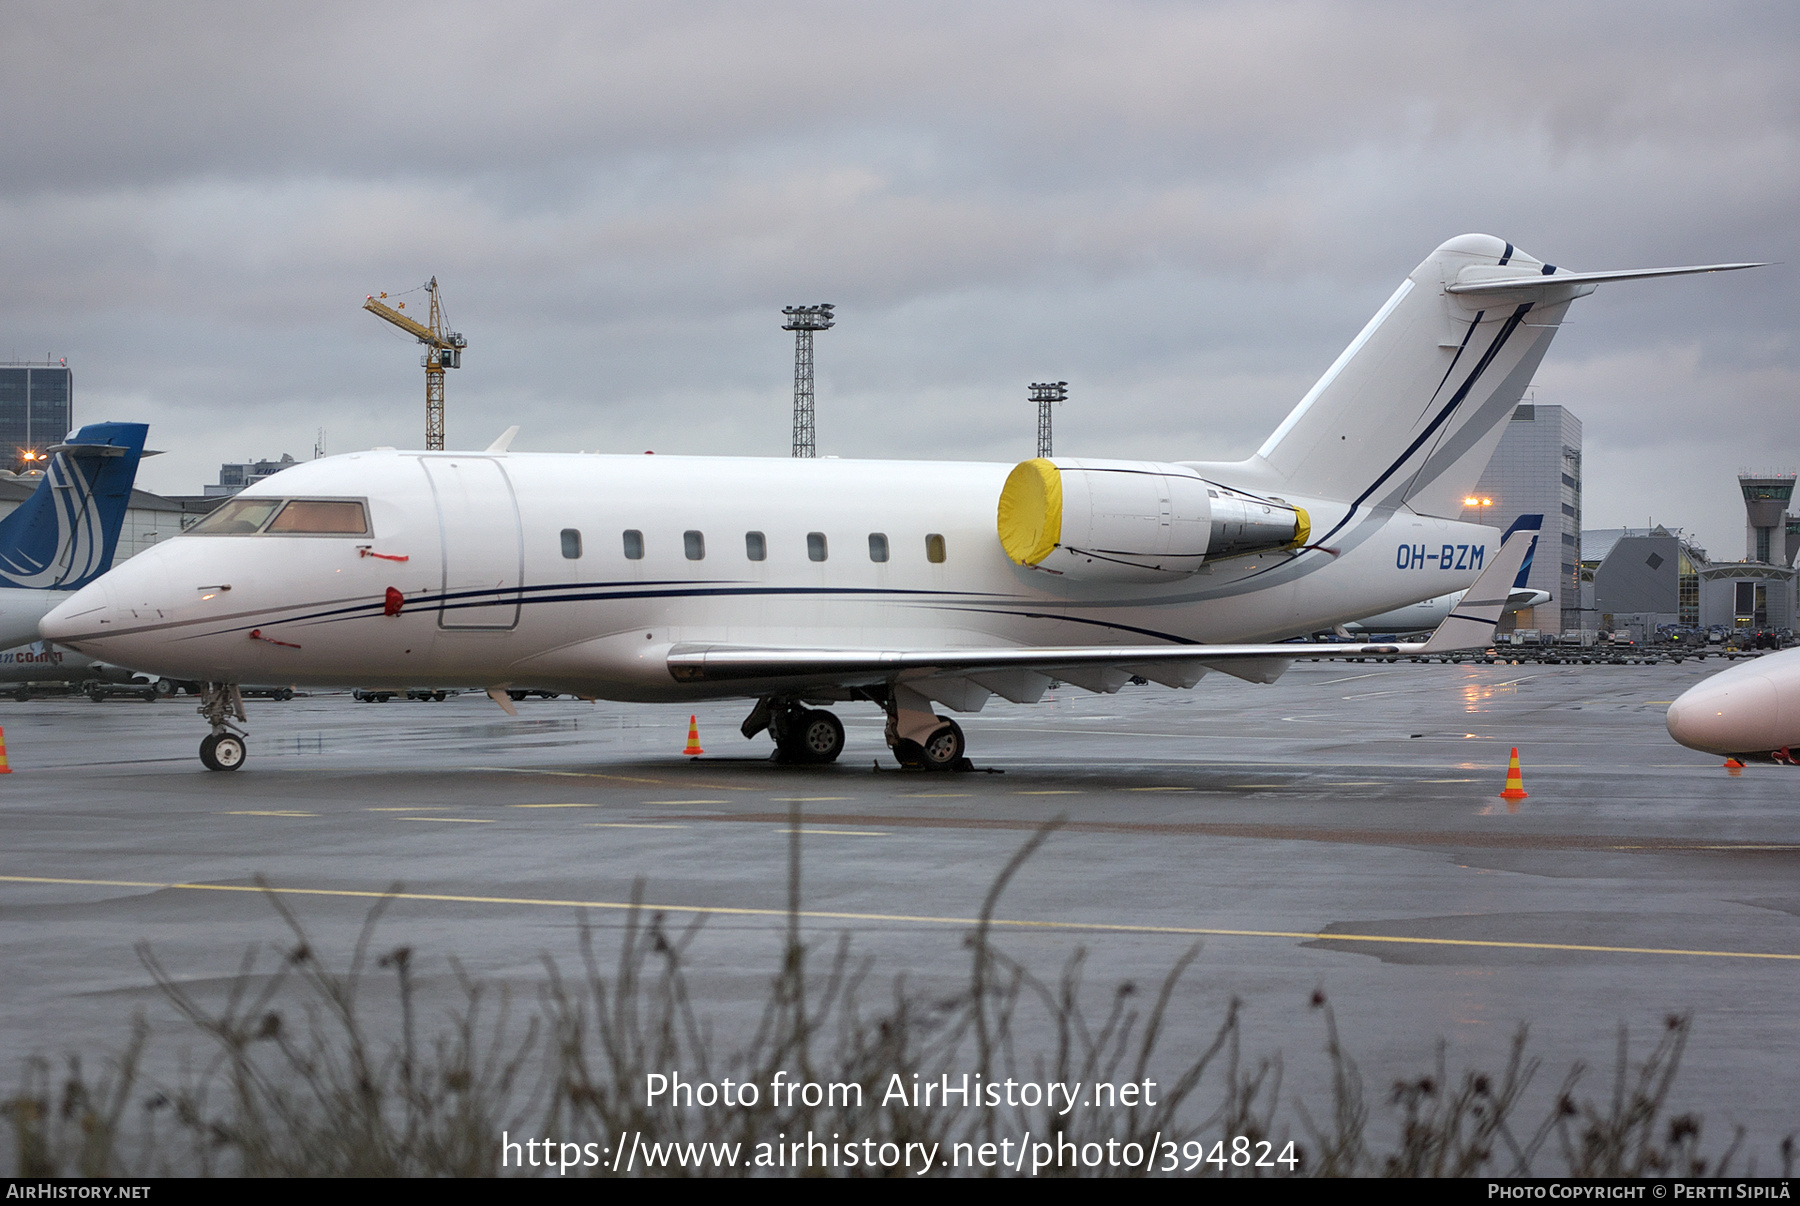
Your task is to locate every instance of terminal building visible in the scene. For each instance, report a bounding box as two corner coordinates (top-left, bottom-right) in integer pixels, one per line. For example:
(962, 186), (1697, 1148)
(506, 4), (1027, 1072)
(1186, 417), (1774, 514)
(1578, 472), (1799, 639)
(204, 454), (299, 497)
(0, 360), (73, 466)
(1460, 403), (1583, 634)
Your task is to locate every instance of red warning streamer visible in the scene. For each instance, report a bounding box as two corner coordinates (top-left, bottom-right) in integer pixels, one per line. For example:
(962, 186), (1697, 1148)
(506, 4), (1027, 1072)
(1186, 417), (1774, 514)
(249, 629), (302, 649)
(359, 549), (410, 562)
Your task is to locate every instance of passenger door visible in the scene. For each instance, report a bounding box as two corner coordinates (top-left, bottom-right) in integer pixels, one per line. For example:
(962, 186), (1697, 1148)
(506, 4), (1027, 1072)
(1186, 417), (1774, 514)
(420, 457), (522, 629)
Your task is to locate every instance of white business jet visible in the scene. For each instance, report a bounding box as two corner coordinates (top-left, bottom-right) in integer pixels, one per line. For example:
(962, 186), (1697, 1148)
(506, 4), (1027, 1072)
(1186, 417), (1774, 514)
(1666, 647), (1800, 764)
(41, 235), (1758, 771)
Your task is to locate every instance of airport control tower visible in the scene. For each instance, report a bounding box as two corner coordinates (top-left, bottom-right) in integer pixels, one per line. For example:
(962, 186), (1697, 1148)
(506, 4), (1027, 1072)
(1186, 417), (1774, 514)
(1739, 472), (1796, 565)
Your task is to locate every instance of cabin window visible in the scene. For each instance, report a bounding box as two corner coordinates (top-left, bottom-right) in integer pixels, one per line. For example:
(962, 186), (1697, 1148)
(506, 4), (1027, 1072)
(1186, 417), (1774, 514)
(807, 532), (828, 562)
(560, 528), (582, 559)
(684, 530), (706, 560)
(622, 529), (644, 559)
(266, 499), (370, 535)
(868, 533), (889, 562)
(925, 533), (946, 563)
(746, 531), (766, 561)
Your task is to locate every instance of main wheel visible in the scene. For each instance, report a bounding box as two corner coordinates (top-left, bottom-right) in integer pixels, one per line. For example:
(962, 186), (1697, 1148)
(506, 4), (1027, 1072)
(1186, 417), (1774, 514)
(200, 733), (246, 772)
(794, 709), (845, 763)
(918, 717), (965, 771)
(88, 685), (105, 702)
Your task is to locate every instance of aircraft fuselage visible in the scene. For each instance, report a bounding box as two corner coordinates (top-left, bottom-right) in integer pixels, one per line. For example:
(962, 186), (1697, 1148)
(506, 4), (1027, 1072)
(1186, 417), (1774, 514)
(43, 450), (1497, 701)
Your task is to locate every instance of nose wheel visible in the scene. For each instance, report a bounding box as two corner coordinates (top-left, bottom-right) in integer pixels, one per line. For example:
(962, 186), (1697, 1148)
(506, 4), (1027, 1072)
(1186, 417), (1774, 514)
(200, 732), (247, 771)
(196, 681), (249, 772)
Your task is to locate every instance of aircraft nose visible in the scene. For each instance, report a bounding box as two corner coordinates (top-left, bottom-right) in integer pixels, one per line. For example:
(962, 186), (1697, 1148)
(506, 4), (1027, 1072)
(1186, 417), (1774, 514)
(1666, 671), (1781, 755)
(40, 578), (113, 643)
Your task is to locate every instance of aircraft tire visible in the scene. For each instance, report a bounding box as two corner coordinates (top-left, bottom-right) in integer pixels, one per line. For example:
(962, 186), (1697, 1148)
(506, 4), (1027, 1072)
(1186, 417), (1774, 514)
(200, 733), (246, 772)
(795, 709), (845, 763)
(918, 717), (965, 771)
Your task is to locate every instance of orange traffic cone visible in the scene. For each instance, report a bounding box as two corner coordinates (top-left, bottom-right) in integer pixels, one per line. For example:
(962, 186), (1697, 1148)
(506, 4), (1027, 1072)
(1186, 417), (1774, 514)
(0, 727), (12, 773)
(682, 715), (704, 757)
(1724, 758), (1745, 776)
(1499, 747), (1527, 800)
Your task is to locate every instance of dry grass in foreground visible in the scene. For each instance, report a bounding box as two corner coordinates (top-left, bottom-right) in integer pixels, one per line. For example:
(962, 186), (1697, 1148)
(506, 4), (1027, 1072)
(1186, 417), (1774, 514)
(6, 819), (1790, 1177)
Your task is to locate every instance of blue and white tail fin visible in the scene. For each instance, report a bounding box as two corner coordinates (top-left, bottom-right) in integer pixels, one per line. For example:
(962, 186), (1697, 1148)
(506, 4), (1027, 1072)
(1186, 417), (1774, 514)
(1501, 513), (1541, 591)
(1248, 235), (1760, 525)
(1418, 517), (1542, 654)
(0, 422), (148, 590)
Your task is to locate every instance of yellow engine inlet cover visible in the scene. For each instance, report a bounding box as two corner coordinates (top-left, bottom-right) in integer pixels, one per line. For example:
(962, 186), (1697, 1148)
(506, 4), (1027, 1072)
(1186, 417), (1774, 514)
(997, 458), (1062, 566)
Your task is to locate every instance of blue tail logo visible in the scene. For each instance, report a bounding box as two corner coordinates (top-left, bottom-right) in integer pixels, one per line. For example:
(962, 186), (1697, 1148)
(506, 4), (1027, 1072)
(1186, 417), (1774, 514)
(0, 422), (147, 590)
(1499, 514), (1544, 591)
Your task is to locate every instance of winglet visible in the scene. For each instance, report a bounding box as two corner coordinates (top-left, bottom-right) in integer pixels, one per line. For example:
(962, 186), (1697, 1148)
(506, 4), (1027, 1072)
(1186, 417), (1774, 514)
(485, 426), (520, 453)
(1416, 517), (1542, 654)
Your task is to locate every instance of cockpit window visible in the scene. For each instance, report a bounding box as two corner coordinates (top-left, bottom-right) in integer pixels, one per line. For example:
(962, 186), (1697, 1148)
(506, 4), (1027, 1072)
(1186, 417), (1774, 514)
(185, 497), (369, 536)
(266, 499), (369, 535)
(187, 498), (283, 534)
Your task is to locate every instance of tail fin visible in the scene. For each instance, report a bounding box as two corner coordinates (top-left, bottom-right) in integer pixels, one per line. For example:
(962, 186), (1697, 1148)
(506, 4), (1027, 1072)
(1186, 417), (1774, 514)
(1248, 236), (1756, 525)
(0, 422), (148, 589)
(1501, 513), (1541, 591)
(1418, 517), (1541, 654)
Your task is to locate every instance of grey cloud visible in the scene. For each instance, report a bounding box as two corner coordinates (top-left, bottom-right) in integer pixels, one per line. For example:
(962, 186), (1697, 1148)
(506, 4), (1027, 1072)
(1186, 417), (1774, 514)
(0, 1), (1792, 558)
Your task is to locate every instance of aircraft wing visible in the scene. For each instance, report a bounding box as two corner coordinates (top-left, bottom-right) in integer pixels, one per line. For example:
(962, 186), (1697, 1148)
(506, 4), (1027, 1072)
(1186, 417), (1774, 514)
(667, 638), (1405, 684)
(669, 520), (1543, 693)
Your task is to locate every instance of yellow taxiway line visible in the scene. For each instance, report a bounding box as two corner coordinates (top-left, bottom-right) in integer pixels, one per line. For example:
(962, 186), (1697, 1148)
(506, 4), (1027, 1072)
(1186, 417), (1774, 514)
(1, 874), (1797, 964)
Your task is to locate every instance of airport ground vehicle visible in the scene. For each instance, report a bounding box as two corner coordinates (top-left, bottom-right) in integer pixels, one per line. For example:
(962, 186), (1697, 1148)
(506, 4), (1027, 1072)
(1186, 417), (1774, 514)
(40, 236), (1761, 771)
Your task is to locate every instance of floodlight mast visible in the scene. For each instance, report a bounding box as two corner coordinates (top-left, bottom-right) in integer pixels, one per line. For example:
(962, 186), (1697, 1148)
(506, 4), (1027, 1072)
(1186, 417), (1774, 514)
(1029, 381), (1067, 459)
(782, 304), (835, 458)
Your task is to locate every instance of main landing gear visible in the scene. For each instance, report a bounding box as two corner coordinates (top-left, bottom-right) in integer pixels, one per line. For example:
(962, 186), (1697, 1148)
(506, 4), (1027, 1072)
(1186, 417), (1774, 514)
(747, 700), (846, 764)
(197, 682), (248, 772)
(741, 686), (971, 771)
(888, 715), (966, 770)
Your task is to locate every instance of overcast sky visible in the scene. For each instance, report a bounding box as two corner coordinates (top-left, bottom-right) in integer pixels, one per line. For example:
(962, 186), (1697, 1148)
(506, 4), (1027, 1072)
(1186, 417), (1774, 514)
(1, 1), (1793, 557)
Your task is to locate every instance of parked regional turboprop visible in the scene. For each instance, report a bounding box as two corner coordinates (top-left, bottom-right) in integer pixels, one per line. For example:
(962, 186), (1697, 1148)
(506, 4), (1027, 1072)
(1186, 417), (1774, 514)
(1666, 647), (1800, 763)
(40, 236), (1759, 771)
(0, 422), (148, 649)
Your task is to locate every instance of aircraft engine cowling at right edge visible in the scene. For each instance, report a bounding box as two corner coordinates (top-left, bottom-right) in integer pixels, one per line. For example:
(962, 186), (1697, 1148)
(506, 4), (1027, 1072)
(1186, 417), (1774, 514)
(995, 457), (1309, 583)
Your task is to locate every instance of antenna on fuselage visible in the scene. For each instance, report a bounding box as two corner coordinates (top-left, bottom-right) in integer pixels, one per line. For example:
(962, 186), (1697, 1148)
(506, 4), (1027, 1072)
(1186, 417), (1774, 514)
(782, 304), (834, 458)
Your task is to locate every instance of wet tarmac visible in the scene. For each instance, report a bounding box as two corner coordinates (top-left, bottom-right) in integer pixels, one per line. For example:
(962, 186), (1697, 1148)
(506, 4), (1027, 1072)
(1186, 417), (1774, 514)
(2, 658), (1796, 1153)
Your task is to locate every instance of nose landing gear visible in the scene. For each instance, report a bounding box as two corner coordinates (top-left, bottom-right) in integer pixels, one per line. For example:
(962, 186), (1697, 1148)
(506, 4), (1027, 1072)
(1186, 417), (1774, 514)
(197, 682), (248, 772)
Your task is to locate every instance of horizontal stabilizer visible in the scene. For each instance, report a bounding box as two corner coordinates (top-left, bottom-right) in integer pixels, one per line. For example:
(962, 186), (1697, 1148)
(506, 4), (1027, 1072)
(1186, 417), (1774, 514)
(1446, 262), (1765, 296)
(1415, 519), (1541, 654)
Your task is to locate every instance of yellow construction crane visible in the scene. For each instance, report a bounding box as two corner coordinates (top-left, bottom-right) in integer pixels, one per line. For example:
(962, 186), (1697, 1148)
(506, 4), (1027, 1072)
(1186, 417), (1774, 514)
(362, 277), (466, 451)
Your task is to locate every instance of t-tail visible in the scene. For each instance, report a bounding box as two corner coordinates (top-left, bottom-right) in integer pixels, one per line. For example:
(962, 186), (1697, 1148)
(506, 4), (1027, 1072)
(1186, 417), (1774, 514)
(0, 422), (148, 589)
(1246, 235), (1761, 535)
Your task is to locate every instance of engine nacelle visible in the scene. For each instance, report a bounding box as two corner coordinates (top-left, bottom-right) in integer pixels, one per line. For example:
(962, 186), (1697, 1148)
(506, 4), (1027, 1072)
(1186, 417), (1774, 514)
(996, 458), (1307, 583)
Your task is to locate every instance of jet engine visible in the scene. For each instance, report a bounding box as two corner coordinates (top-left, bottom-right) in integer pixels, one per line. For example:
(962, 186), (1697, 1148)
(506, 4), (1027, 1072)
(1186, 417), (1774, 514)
(995, 457), (1307, 583)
